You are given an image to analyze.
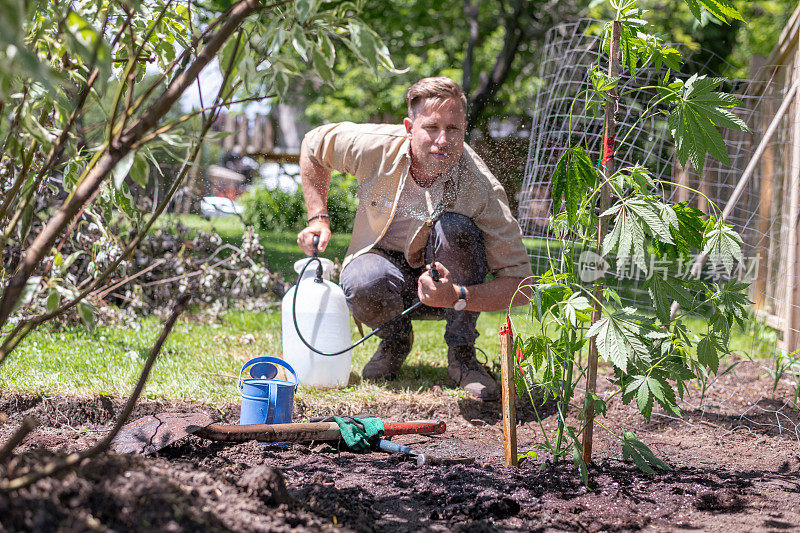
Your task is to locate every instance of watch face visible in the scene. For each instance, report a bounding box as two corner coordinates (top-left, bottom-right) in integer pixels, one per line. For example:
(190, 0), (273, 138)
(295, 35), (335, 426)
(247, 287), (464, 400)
(454, 299), (467, 311)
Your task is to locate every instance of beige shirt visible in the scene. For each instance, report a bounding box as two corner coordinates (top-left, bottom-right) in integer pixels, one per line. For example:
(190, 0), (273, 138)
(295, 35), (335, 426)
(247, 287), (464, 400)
(379, 172), (446, 252)
(303, 122), (533, 278)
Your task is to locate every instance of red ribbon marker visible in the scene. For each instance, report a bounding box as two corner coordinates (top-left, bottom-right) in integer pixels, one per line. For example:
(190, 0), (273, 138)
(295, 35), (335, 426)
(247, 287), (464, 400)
(501, 316), (525, 374)
(601, 134), (616, 167)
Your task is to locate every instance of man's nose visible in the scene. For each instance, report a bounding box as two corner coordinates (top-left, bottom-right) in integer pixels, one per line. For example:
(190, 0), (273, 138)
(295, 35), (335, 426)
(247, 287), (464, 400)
(434, 129), (448, 145)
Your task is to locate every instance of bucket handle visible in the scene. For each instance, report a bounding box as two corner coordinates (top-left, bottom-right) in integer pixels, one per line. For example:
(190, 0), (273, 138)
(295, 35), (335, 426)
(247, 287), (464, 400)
(238, 356), (298, 390)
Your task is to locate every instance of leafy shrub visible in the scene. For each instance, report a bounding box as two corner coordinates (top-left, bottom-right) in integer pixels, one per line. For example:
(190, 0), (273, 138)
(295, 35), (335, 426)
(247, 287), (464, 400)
(241, 172), (358, 233)
(241, 186), (306, 232)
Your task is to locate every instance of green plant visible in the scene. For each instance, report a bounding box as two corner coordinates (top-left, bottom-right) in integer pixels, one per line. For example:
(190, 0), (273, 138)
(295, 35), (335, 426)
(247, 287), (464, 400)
(513, 0), (751, 483)
(767, 350), (800, 405)
(241, 186), (307, 232)
(240, 171), (358, 233)
(326, 172), (359, 233)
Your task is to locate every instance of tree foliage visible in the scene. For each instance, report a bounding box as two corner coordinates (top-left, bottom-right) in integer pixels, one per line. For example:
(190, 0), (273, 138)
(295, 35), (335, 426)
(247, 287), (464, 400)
(300, 0), (582, 131)
(0, 0), (397, 364)
(591, 0), (797, 77)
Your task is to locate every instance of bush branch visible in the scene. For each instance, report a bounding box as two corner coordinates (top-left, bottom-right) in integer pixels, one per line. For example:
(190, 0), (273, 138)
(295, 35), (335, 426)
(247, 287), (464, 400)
(0, 0), (260, 331)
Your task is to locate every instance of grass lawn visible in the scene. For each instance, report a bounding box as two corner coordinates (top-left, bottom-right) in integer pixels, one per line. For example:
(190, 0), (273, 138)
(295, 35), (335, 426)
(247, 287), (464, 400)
(1, 214), (777, 416)
(2, 302), (774, 413)
(1, 308), (538, 412)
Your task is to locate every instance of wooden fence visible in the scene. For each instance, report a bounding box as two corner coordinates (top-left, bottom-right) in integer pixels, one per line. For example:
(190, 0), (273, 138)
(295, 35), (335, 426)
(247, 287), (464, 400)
(213, 111), (300, 163)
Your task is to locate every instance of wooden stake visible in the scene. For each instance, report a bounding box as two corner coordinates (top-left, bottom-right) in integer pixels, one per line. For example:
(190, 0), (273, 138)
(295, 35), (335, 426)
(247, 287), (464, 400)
(582, 20), (621, 466)
(500, 319), (517, 467)
(673, 157), (690, 204)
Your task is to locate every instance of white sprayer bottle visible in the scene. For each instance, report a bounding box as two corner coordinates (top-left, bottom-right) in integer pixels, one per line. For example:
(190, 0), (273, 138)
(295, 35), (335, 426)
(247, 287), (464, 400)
(281, 257), (352, 387)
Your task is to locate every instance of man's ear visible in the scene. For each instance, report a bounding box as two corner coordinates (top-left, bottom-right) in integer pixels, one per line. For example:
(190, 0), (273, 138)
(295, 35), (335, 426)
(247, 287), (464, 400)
(403, 117), (413, 137)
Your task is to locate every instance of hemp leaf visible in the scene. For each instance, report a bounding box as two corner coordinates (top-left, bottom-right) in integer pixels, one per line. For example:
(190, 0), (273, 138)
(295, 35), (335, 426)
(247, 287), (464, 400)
(710, 280), (752, 331)
(563, 293), (593, 327)
(703, 221), (743, 274)
(589, 66), (620, 97)
(586, 307), (661, 373)
(530, 282), (571, 320)
(684, 0), (745, 23)
(622, 431), (671, 473)
(696, 333), (721, 374)
(645, 275), (695, 324)
(619, 165), (655, 193)
(519, 335), (548, 372)
(551, 147), (597, 225)
(650, 45), (682, 72)
(602, 203), (646, 272)
(626, 374), (676, 420)
(653, 202), (705, 259)
(666, 74), (749, 173)
(602, 197), (676, 274)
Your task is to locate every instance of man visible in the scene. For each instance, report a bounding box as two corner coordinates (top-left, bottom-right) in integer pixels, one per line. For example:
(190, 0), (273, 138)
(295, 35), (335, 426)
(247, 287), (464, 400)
(297, 76), (531, 400)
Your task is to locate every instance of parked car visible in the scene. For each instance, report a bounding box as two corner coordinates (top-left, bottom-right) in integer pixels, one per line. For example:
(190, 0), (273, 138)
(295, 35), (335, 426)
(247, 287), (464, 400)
(200, 196), (244, 218)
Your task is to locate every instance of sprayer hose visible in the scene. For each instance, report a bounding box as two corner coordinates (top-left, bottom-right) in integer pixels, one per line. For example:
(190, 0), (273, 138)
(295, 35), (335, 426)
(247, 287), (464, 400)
(291, 256), (423, 357)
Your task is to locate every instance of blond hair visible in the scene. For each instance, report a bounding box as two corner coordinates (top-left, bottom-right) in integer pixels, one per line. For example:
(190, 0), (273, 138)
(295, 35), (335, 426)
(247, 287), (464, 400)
(405, 76), (467, 119)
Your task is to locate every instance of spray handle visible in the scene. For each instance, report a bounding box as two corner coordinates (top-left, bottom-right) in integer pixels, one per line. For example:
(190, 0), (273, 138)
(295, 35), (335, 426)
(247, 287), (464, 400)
(312, 234), (320, 258)
(310, 234), (324, 281)
(425, 218), (439, 282)
(429, 263), (440, 282)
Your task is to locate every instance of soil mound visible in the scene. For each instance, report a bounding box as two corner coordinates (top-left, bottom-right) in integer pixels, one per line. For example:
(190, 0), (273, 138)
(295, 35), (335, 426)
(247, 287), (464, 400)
(1, 361), (799, 531)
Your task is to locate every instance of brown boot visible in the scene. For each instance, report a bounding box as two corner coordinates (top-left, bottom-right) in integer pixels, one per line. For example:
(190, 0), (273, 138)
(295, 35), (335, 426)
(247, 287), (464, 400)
(362, 331), (413, 381)
(447, 346), (499, 401)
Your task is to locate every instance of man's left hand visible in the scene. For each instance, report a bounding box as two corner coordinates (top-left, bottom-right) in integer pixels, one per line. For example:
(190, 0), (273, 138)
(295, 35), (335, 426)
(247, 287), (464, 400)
(418, 262), (459, 308)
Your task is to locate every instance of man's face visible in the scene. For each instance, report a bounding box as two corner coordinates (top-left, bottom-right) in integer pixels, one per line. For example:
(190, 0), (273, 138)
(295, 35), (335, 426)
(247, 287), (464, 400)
(404, 98), (466, 180)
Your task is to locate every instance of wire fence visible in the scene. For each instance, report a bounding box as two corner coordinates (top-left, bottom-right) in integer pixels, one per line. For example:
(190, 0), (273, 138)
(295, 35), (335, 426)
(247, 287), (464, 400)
(519, 18), (800, 355)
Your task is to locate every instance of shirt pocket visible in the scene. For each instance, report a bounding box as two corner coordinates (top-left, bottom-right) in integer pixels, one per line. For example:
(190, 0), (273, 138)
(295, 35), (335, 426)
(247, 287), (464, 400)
(365, 191), (395, 215)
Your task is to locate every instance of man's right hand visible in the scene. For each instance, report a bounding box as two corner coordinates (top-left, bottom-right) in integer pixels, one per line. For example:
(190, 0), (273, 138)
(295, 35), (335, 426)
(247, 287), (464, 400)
(297, 220), (331, 256)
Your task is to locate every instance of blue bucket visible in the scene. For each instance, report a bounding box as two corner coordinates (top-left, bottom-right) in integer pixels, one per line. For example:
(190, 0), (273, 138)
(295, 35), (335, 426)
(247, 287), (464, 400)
(238, 356), (298, 425)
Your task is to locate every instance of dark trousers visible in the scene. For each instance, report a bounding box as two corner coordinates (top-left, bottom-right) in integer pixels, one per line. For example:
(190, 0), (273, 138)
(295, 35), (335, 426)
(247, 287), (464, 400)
(339, 213), (488, 348)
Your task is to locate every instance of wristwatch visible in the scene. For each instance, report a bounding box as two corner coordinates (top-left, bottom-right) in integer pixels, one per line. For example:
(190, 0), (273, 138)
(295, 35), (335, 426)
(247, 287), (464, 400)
(453, 285), (467, 311)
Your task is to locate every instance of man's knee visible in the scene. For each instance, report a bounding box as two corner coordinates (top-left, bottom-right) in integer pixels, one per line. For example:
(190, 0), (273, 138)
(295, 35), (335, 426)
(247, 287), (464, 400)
(436, 212), (481, 247)
(340, 256), (404, 326)
(434, 213), (487, 282)
(342, 273), (400, 306)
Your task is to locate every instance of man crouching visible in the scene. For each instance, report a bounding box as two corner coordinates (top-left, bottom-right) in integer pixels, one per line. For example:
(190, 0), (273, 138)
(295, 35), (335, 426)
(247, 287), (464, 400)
(296, 76), (531, 400)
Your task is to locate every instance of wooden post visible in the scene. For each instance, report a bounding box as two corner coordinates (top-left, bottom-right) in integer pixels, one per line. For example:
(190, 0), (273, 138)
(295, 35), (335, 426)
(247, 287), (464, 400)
(582, 20), (620, 466)
(223, 113), (236, 152)
(785, 45), (800, 353)
(673, 157), (690, 204)
(250, 114), (263, 154)
(755, 91), (776, 311)
(697, 168), (710, 214)
(263, 115), (275, 153)
(499, 319), (517, 467)
(236, 115), (248, 153)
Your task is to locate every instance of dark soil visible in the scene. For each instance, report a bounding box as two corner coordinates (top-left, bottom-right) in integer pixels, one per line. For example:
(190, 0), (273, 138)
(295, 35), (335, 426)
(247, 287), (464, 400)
(2, 360), (800, 532)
